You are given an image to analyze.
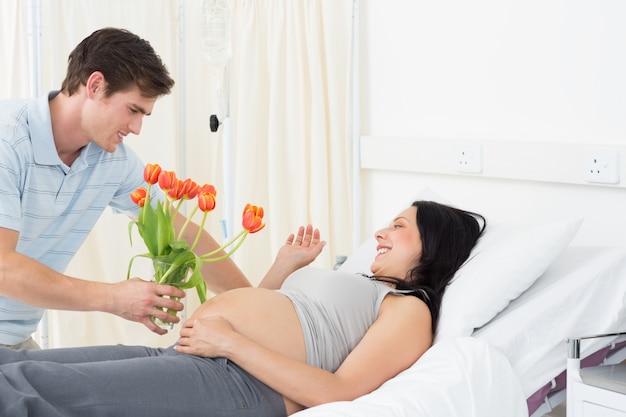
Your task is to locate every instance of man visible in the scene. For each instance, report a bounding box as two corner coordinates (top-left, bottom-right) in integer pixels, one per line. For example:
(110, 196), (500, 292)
(0, 27), (250, 349)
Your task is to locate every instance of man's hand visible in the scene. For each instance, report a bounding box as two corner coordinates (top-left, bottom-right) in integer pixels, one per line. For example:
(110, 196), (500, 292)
(105, 279), (186, 335)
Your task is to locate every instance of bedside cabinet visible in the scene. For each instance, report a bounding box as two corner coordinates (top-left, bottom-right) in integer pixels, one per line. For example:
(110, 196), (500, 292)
(567, 332), (626, 417)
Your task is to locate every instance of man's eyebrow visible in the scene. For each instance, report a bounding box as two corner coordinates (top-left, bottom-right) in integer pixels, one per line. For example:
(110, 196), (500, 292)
(131, 104), (151, 116)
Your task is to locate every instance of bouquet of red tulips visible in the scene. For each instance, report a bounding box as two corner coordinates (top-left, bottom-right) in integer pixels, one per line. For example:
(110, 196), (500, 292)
(127, 163), (264, 324)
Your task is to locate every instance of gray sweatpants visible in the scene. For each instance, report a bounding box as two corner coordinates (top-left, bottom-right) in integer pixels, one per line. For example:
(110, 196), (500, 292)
(0, 344), (287, 417)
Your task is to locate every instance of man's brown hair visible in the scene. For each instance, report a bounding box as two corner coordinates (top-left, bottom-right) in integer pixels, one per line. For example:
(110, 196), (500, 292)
(61, 27), (175, 98)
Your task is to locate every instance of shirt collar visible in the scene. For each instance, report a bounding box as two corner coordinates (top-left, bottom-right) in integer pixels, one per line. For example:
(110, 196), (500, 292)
(29, 91), (62, 167)
(29, 91), (92, 174)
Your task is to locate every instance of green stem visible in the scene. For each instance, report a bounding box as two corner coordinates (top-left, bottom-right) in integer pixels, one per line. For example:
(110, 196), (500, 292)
(163, 192), (172, 213)
(189, 210), (208, 252)
(173, 198), (185, 218)
(140, 183), (153, 224)
(203, 235), (248, 262)
(200, 230), (248, 261)
(159, 262), (176, 283)
(177, 205), (199, 242)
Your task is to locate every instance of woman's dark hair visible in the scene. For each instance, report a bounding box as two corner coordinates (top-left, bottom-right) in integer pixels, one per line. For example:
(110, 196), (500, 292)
(61, 27), (175, 98)
(373, 200), (486, 334)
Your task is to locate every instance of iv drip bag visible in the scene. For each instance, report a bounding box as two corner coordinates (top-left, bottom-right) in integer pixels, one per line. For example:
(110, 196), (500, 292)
(201, 0), (231, 68)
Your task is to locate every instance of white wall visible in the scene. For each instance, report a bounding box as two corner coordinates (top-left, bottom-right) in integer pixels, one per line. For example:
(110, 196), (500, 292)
(358, 0), (626, 246)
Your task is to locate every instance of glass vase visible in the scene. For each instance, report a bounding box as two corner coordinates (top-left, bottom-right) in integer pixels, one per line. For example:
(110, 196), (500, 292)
(151, 258), (192, 330)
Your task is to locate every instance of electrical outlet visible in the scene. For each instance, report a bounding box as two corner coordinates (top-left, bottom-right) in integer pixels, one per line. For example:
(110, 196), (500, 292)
(455, 144), (483, 173)
(584, 148), (620, 184)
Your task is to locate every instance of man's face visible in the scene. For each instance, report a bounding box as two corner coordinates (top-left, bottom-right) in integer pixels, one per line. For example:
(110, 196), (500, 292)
(83, 86), (157, 152)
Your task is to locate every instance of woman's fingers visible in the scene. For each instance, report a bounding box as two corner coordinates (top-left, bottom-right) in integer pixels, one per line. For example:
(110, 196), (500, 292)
(289, 225), (322, 247)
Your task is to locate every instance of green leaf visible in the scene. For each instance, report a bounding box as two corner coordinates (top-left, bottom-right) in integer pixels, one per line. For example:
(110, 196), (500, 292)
(184, 253), (207, 303)
(128, 220), (136, 246)
(195, 279), (207, 304)
(169, 240), (189, 251)
(137, 202), (160, 256)
(154, 200), (175, 256)
(126, 252), (154, 280)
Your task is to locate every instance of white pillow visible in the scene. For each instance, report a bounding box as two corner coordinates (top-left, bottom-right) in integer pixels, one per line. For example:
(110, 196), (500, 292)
(434, 215), (582, 342)
(339, 205), (583, 344)
(337, 238), (377, 275)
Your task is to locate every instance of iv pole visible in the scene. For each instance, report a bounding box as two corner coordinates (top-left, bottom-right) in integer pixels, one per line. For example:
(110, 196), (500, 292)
(202, 0), (233, 245)
(28, 0), (47, 349)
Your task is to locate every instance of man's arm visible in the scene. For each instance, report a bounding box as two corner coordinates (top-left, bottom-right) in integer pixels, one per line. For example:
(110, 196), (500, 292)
(174, 213), (253, 294)
(0, 226), (185, 335)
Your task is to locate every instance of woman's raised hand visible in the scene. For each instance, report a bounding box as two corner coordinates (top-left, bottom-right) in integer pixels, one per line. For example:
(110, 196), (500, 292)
(278, 225), (326, 269)
(258, 225), (326, 289)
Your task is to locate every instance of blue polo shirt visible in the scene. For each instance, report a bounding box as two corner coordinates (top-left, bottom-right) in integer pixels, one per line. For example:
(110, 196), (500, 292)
(0, 91), (149, 344)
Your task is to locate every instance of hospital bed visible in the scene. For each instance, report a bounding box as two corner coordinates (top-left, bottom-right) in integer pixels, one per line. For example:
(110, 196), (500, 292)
(294, 213), (626, 417)
(565, 331), (626, 416)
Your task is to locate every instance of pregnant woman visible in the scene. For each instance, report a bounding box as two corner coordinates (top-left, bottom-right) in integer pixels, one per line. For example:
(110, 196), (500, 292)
(0, 200), (485, 417)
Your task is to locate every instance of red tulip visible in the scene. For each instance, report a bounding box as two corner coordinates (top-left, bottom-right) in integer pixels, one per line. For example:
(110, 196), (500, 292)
(144, 163), (162, 185)
(198, 184), (217, 196)
(242, 204), (265, 233)
(168, 179), (186, 201)
(130, 187), (148, 207)
(181, 178), (199, 200)
(158, 171), (177, 193)
(198, 191), (217, 212)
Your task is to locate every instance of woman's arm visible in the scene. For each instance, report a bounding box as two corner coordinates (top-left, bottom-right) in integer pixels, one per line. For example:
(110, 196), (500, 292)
(175, 294), (432, 408)
(258, 225), (326, 289)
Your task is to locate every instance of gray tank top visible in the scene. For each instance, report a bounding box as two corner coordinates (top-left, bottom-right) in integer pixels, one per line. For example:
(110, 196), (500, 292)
(276, 268), (405, 372)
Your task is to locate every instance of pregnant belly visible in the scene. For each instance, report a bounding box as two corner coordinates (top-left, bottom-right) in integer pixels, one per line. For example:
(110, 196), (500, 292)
(190, 287), (306, 362)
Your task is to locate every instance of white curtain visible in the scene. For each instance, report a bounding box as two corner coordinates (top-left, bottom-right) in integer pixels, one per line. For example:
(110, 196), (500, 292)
(228, 0), (355, 276)
(0, 0), (354, 348)
(0, 0), (30, 97)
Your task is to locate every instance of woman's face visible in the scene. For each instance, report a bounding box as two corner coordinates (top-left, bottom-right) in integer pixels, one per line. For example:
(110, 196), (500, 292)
(370, 206), (422, 279)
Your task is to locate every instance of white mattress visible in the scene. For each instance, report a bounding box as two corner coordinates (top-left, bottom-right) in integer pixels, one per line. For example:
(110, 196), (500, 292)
(474, 245), (626, 399)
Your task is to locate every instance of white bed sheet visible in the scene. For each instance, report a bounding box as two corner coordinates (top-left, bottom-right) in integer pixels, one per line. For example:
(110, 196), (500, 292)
(474, 246), (626, 399)
(294, 337), (527, 417)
